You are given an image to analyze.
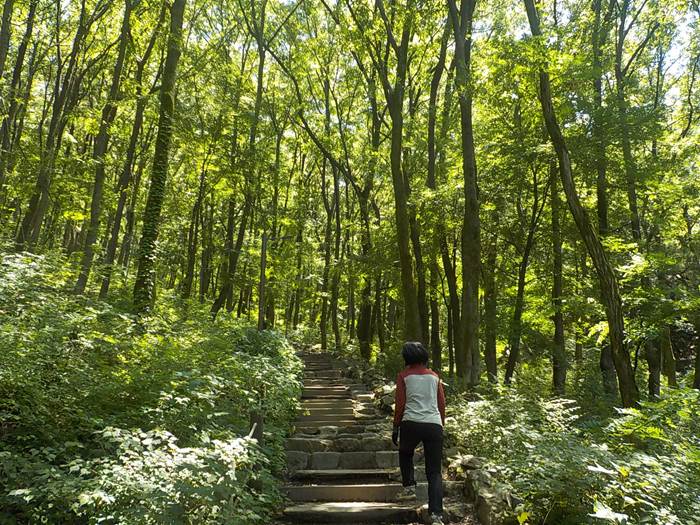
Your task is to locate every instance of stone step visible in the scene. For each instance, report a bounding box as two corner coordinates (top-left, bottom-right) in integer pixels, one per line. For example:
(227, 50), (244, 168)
(290, 469), (399, 483)
(283, 483), (404, 503)
(301, 399), (355, 406)
(286, 435), (393, 453)
(297, 414), (358, 422)
(299, 407), (355, 416)
(295, 420), (359, 428)
(302, 390), (351, 399)
(283, 502), (417, 523)
(288, 451), (402, 470)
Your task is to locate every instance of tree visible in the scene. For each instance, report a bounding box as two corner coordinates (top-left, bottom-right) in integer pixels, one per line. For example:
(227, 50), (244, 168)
(522, 0), (640, 407)
(133, 0), (187, 312)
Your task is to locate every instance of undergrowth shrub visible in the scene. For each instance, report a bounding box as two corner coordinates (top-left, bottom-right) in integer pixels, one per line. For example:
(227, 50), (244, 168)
(448, 387), (700, 524)
(0, 252), (302, 524)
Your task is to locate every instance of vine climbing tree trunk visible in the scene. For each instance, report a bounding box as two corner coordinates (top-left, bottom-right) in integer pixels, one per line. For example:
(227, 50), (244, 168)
(133, 0), (186, 313)
(523, 0), (640, 407)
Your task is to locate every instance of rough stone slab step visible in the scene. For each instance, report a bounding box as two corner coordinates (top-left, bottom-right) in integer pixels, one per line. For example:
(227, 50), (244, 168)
(299, 407), (355, 416)
(301, 403), (355, 410)
(283, 502), (417, 523)
(295, 420), (359, 428)
(290, 469), (399, 483)
(297, 414), (358, 422)
(283, 483), (404, 503)
(302, 394), (352, 400)
(304, 385), (350, 392)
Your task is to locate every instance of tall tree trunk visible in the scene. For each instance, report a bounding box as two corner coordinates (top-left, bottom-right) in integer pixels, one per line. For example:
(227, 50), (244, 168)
(592, 0), (609, 235)
(426, 25), (450, 373)
(75, 0), (132, 294)
(449, 0), (480, 386)
(388, 61), (421, 341)
(504, 199), (540, 384)
(523, 0), (640, 407)
(0, 0), (13, 82)
(182, 166), (207, 298)
(483, 231), (498, 382)
(0, 0), (37, 194)
(99, 4), (163, 298)
(319, 161), (333, 350)
(551, 161), (567, 394)
(133, 0), (186, 312)
(16, 0), (95, 250)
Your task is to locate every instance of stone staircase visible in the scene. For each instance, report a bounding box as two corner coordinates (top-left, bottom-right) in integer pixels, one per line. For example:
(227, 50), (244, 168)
(281, 351), (425, 524)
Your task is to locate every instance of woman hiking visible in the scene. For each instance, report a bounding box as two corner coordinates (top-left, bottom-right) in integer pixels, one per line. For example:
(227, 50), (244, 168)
(392, 341), (446, 525)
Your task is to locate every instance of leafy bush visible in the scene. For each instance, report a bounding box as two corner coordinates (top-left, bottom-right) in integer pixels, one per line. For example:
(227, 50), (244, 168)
(447, 387), (700, 524)
(0, 252), (302, 524)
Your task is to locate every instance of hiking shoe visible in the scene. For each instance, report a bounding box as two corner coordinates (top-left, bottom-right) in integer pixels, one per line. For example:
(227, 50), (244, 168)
(395, 484), (417, 501)
(430, 513), (445, 525)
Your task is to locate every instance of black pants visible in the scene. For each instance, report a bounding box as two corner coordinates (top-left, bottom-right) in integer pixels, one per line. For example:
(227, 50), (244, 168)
(399, 420), (443, 514)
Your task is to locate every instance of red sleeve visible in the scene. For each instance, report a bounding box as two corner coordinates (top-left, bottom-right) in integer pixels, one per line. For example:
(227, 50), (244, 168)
(393, 372), (406, 427)
(437, 379), (446, 425)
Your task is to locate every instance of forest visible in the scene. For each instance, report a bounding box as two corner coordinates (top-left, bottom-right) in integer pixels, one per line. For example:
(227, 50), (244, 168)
(0, 0), (698, 522)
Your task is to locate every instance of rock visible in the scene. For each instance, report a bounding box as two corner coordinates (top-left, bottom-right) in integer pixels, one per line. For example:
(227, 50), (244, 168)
(445, 501), (470, 522)
(286, 451), (309, 471)
(460, 454), (485, 470)
(310, 452), (341, 469)
(444, 446), (459, 459)
(475, 483), (520, 525)
(317, 426), (339, 437)
(379, 393), (395, 410)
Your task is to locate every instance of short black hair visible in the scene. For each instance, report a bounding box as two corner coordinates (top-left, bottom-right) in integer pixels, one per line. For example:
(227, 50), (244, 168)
(402, 341), (429, 365)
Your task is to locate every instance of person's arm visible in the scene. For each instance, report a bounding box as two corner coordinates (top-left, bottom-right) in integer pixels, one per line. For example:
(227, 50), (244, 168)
(437, 379), (446, 426)
(393, 372), (406, 427)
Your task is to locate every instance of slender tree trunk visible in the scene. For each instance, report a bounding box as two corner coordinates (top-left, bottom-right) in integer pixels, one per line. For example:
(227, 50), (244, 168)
(551, 162), (567, 394)
(17, 0), (93, 250)
(592, 0), (609, 235)
(75, 0), (132, 294)
(449, 0), (480, 385)
(182, 166), (206, 298)
(133, 0), (186, 312)
(0, 0), (36, 194)
(376, 11), (422, 343)
(661, 325), (677, 387)
(645, 337), (661, 399)
(483, 232), (498, 382)
(99, 5), (163, 298)
(523, 0), (639, 407)
(504, 229), (535, 384)
(426, 26), (450, 374)
(0, 0), (13, 82)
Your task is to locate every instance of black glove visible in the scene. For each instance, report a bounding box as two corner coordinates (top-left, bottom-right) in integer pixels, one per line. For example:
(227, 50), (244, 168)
(392, 425), (400, 446)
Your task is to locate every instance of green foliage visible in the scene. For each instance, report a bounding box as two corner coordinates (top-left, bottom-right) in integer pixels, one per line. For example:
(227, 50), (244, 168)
(0, 252), (302, 523)
(447, 387), (700, 524)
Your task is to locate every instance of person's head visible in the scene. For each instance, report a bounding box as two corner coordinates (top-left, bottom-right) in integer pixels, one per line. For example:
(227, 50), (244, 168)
(401, 341), (429, 366)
